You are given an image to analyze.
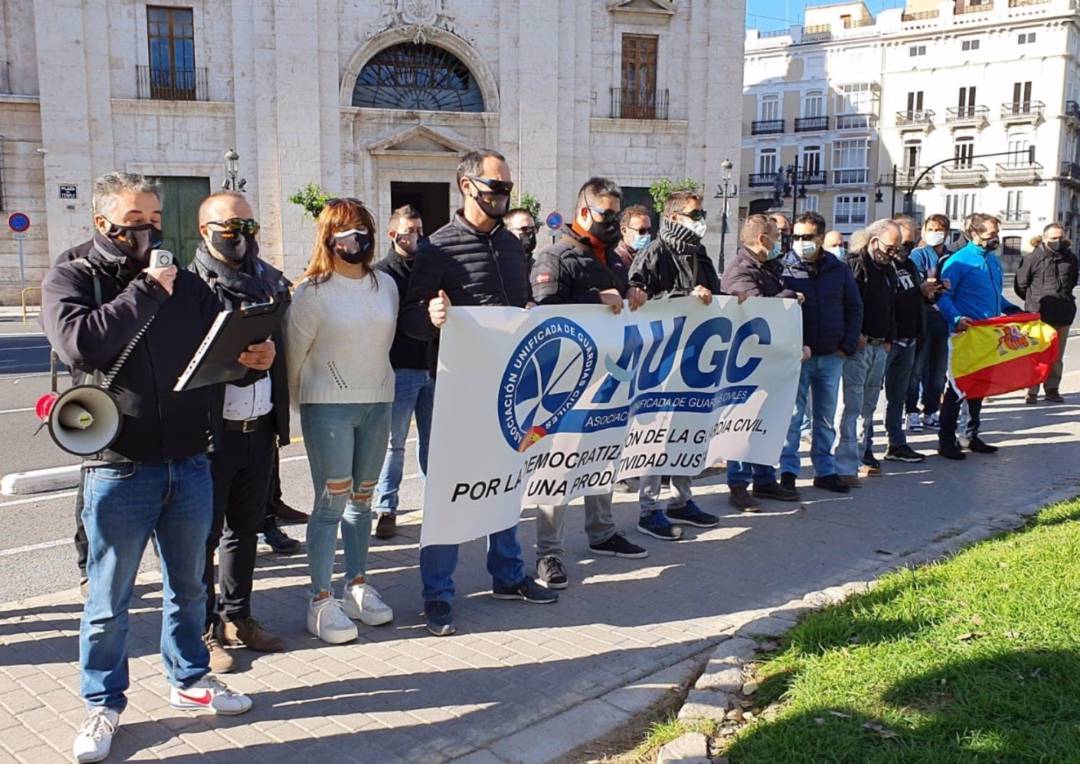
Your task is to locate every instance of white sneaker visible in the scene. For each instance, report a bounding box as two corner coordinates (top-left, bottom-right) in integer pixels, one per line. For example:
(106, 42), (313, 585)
(73, 707), (119, 763)
(170, 675), (252, 716)
(342, 581), (394, 626)
(906, 412), (923, 432)
(307, 596), (358, 643)
(923, 412), (940, 429)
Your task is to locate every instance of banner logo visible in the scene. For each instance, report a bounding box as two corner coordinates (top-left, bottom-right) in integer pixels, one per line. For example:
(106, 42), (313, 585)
(498, 318), (598, 451)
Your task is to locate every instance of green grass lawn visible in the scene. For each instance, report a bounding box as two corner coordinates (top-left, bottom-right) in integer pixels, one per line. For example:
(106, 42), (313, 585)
(724, 499), (1080, 764)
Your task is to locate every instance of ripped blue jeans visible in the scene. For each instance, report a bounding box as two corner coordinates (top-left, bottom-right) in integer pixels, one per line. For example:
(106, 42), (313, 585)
(300, 403), (391, 597)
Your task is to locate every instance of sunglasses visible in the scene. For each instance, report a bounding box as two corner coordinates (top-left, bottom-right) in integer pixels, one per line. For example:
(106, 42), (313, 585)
(468, 177), (514, 195)
(208, 218), (259, 236)
(791, 233), (817, 242)
(677, 209), (707, 222)
(512, 225), (537, 235)
(627, 225), (652, 235)
(587, 205), (620, 225)
(333, 228), (369, 239)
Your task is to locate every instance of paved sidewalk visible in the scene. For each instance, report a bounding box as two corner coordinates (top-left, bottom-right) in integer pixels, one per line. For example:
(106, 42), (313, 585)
(3, 368), (1080, 763)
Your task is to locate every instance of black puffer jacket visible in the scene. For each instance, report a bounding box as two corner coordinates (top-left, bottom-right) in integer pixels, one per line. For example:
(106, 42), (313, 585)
(628, 221), (720, 299)
(1014, 243), (1079, 326)
(531, 225), (629, 304)
(721, 245), (795, 299)
(401, 211), (531, 344)
(376, 251), (435, 370)
(41, 237), (220, 464)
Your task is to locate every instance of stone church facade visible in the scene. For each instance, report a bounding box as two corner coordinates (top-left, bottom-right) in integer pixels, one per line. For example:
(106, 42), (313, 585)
(0, 0), (744, 299)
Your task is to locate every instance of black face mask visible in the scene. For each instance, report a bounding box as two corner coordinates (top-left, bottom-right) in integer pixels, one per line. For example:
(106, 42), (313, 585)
(332, 232), (373, 265)
(981, 237), (1000, 252)
(471, 189), (510, 220)
(902, 241), (915, 258)
(393, 233), (421, 257)
(519, 232), (537, 255)
(209, 230), (251, 263)
(588, 216), (621, 245)
(105, 221), (162, 265)
(1046, 239), (1065, 254)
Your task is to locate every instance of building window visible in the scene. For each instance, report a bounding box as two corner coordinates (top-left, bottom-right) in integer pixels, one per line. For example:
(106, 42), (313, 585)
(954, 136), (975, 168)
(759, 94), (781, 121)
(838, 82), (873, 119)
(801, 145), (822, 176)
(833, 139), (869, 184)
(961, 39), (980, 52)
(1018, 32), (1036, 45)
(146, 6), (196, 100)
(352, 43), (484, 111)
(904, 141), (922, 173)
(1003, 236), (1022, 257)
(1007, 133), (1031, 165)
(909, 45), (926, 57)
(1006, 190), (1025, 215)
(957, 86), (977, 118)
(945, 192), (978, 221)
(801, 194), (819, 212)
(1011, 81), (1033, 110)
(803, 90), (824, 118)
(757, 148), (778, 176)
(834, 194), (868, 226)
(619, 35), (660, 119)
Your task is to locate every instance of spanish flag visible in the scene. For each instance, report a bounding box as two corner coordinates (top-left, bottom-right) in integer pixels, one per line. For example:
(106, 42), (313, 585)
(949, 313), (1059, 399)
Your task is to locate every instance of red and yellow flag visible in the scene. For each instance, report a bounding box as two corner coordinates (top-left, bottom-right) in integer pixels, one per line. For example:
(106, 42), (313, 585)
(949, 313), (1059, 399)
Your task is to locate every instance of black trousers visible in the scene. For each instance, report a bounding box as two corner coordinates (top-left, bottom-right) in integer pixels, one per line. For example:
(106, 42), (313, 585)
(204, 422), (276, 628)
(264, 446), (284, 529)
(938, 386), (983, 447)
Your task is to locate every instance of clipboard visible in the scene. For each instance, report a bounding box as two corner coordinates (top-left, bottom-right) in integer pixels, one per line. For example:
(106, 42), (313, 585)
(173, 300), (286, 392)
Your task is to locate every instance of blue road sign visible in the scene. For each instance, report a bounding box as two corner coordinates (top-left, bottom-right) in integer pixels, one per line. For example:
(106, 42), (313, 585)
(545, 212), (563, 231)
(8, 212), (30, 233)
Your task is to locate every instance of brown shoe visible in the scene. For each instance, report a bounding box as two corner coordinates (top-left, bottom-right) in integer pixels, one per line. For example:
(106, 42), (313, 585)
(839, 474), (862, 488)
(204, 628), (235, 673)
(220, 617), (285, 653)
(375, 513), (397, 540)
(272, 501), (309, 525)
(728, 485), (760, 512)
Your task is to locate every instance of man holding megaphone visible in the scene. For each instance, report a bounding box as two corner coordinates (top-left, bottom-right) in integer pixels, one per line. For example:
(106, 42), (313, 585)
(41, 172), (271, 764)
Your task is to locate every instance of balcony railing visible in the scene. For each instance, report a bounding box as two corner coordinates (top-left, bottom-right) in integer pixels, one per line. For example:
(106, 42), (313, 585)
(794, 116), (829, 132)
(940, 162), (989, 186)
(751, 119), (785, 135)
(749, 172), (780, 188)
(1001, 101), (1045, 122)
(799, 170), (827, 185)
(892, 167), (935, 189)
(996, 161), (1042, 184)
(896, 109), (935, 129)
(945, 105), (990, 126)
(802, 24), (832, 42)
(610, 87), (669, 120)
(1060, 161), (1080, 182)
(136, 65), (208, 101)
(999, 210), (1031, 229)
(834, 168), (869, 185)
(1008, 0), (1050, 7)
(955, 1), (993, 14)
(836, 113), (875, 130)
(902, 9), (940, 20)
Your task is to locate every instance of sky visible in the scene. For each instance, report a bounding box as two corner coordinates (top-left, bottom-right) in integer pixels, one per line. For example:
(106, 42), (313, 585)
(745, 0), (908, 32)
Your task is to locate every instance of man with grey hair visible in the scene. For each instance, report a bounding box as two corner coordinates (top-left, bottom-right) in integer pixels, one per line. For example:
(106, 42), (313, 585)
(42, 172), (262, 763)
(823, 230), (845, 258)
(836, 219), (901, 485)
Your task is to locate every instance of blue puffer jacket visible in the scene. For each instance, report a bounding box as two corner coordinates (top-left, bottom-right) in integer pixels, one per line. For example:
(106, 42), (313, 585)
(936, 241), (1021, 331)
(782, 251), (864, 356)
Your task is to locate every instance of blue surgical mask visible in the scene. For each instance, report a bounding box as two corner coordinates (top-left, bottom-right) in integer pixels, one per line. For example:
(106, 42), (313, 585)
(632, 233), (652, 252)
(766, 241), (783, 260)
(827, 246), (847, 259)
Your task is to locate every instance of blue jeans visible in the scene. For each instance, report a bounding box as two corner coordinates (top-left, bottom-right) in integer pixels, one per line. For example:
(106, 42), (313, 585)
(80, 454), (213, 711)
(301, 403), (391, 597)
(837, 343), (889, 475)
(420, 527), (526, 604)
(883, 341), (917, 447)
(726, 461), (777, 488)
(375, 369), (435, 516)
(780, 354), (844, 478)
(907, 310), (949, 415)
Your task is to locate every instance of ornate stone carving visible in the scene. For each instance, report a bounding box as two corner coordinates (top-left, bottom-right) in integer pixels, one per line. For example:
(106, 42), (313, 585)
(369, 0), (463, 45)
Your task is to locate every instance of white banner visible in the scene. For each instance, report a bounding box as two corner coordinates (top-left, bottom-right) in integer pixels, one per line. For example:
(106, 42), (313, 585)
(421, 296), (803, 546)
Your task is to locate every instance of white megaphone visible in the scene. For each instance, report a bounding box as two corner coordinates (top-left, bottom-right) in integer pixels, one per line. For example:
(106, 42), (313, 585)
(36, 385), (122, 456)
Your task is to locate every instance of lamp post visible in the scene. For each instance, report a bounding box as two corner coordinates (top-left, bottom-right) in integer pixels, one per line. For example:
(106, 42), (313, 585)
(875, 163), (898, 217)
(774, 156), (808, 220)
(222, 148), (246, 192)
(714, 158), (738, 273)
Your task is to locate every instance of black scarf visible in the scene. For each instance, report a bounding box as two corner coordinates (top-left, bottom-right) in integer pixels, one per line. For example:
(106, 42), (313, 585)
(192, 240), (273, 307)
(659, 217), (701, 255)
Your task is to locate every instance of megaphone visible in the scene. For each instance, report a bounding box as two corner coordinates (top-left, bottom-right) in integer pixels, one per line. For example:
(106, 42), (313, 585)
(36, 385), (122, 456)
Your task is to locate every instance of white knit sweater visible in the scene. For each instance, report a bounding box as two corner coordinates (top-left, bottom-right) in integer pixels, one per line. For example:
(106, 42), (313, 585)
(286, 271), (398, 407)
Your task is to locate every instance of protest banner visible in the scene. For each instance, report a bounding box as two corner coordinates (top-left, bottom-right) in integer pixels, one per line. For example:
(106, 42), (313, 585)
(948, 312), (1059, 399)
(421, 296), (803, 546)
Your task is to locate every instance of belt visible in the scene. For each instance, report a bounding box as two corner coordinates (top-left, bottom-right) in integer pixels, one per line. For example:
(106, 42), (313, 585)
(223, 414), (271, 434)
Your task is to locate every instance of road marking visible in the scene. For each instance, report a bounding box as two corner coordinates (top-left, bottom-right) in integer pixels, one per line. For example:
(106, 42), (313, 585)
(0, 538), (69, 557)
(0, 407), (35, 415)
(0, 490), (78, 508)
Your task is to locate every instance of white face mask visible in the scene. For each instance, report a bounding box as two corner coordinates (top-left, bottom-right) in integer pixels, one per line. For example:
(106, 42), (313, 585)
(924, 231), (946, 247)
(793, 240), (819, 261)
(684, 219), (707, 239)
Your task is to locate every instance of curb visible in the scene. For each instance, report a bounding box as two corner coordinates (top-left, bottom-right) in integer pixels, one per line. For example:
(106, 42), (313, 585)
(1, 464), (81, 495)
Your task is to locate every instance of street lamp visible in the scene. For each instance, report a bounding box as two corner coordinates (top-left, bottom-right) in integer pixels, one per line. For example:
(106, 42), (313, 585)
(875, 164), (898, 217)
(714, 158), (738, 272)
(774, 157), (807, 220)
(222, 148), (246, 192)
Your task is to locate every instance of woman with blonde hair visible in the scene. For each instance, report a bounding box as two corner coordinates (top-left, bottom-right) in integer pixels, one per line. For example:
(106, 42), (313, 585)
(286, 198), (397, 644)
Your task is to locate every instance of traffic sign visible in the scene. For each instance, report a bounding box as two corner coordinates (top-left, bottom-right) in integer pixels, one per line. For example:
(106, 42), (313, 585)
(545, 212), (563, 231)
(8, 212), (30, 233)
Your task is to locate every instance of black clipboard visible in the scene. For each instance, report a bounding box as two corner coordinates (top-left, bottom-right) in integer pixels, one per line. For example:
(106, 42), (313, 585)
(173, 300), (286, 392)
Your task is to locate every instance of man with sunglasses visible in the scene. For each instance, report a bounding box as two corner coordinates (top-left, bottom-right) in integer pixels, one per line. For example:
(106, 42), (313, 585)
(505, 208), (539, 267)
(529, 177), (650, 589)
(835, 219), (902, 487)
(628, 190), (722, 540)
(373, 204), (430, 541)
(190, 191), (292, 671)
(402, 149), (557, 637)
(615, 205), (654, 269)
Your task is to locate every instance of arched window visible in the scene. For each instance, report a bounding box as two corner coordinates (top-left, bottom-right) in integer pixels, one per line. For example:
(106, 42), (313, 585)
(352, 43), (484, 112)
